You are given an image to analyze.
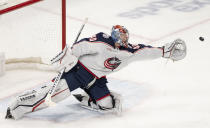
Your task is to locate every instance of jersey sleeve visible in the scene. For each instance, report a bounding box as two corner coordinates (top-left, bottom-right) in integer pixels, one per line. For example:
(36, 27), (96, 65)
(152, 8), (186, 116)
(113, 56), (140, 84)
(71, 32), (115, 58)
(129, 44), (163, 61)
(71, 41), (98, 58)
(94, 32), (115, 45)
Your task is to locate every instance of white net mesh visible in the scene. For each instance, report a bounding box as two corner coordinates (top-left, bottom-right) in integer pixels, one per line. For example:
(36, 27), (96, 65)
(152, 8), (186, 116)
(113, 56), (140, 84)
(0, 0), (64, 72)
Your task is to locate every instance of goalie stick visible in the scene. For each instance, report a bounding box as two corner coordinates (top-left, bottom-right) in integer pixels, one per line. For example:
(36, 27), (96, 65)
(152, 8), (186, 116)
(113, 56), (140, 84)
(45, 18), (89, 107)
(50, 18), (89, 65)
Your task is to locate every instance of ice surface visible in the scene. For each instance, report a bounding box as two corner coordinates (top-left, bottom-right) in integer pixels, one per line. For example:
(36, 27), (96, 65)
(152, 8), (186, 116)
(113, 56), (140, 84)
(0, 78), (150, 122)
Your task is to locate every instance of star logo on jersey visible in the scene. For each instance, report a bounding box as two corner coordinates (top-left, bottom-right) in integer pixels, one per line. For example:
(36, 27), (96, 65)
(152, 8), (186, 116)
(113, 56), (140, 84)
(102, 33), (110, 39)
(89, 35), (97, 41)
(104, 57), (121, 71)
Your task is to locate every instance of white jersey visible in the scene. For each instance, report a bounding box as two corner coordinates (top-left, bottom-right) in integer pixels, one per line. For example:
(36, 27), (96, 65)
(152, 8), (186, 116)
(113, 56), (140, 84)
(71, 32), (163, 78)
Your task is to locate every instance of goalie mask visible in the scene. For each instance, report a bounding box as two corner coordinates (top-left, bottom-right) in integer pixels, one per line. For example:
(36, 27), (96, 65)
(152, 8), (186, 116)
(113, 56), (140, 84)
(111, 25), (129, 48)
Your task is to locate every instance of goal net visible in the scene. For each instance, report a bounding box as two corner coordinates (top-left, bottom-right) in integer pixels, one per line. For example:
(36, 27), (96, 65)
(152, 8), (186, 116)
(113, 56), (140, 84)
(0, 0), (66, 74)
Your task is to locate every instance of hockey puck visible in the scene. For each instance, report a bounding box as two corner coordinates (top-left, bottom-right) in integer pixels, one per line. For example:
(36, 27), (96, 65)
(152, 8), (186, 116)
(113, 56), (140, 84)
(199, 37), (204, 41)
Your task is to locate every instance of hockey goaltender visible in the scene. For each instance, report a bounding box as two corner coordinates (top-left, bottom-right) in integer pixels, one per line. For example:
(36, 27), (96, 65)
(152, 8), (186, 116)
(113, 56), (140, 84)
(5, 25), (187, 119)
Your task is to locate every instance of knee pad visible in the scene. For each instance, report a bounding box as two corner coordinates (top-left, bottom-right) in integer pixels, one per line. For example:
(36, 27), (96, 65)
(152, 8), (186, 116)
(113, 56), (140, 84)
(52, 79), (70, 102)
(57, 79), (68, 90)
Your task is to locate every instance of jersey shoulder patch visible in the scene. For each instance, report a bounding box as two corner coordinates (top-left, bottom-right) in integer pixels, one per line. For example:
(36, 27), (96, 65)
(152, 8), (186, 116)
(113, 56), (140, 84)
(91, 32), (115, 48)
(101, 33), (110, 39)
(95, 32), (112, 41)
(74, 32), (115, 48)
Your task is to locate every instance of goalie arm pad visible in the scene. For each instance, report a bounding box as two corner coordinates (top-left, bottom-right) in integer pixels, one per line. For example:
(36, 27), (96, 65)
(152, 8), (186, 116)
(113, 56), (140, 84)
(162, 39), (187, 61)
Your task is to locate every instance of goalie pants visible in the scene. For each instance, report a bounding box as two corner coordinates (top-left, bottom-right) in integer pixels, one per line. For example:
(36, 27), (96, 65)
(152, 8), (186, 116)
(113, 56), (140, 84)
(61, 61), (111, 102)
(8, 61), (111, 119)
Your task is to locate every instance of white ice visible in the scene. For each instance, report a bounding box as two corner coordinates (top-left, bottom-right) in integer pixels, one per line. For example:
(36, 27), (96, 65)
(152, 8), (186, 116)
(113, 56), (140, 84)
(0, 0), (210, 128)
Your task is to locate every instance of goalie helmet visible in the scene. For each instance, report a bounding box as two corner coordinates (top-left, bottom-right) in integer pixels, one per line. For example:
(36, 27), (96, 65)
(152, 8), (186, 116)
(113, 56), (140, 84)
(111, 25), (129, 48)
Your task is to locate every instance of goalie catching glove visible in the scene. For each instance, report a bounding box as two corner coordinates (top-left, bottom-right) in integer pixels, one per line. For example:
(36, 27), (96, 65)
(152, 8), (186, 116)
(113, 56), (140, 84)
(162, 39), (187, 61)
